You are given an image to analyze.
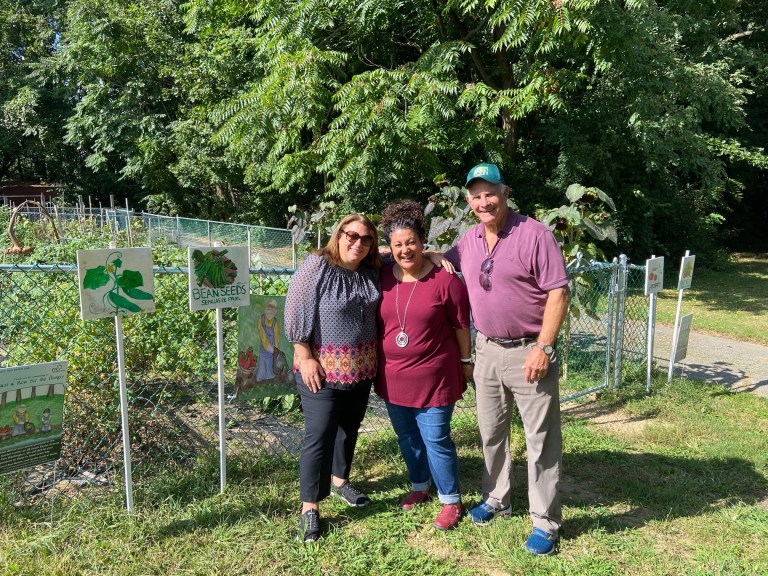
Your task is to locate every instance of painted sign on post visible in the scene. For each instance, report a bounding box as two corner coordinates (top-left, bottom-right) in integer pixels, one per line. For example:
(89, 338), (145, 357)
(644, 256), (665, 295)
(677, 255), (696, 290)
(0, 361), (68, 475)
(235, 295), (294, 398)
(77, 248), (155, 320)
(188, 246), (250, 311)
(674, 314), (693, 362)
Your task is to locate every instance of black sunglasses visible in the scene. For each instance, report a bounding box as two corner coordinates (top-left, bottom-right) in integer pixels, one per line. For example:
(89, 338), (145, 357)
(341, 229), (374, 247)
(479, 258), (493, 291)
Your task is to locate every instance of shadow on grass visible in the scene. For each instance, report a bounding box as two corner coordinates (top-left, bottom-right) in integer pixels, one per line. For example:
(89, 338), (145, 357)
(133, 391), (767, 545)
(666, 360), (768, 396)
(562, 449), (768, 538)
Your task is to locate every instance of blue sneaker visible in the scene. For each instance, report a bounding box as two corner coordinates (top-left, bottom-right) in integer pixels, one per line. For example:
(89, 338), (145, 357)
(468, 501), (512, 525)
(525, 527), (558, 555)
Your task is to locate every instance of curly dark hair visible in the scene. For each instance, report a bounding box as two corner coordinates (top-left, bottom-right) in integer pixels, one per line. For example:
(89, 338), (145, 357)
(380, 200), (426, 243)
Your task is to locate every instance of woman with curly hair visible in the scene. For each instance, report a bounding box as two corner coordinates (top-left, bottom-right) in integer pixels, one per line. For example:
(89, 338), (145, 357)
(375, 200), (473, 530)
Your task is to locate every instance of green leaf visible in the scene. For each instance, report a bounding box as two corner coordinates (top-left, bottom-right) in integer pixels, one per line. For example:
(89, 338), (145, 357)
(123, 287), (153, 301)
(112, 258), (123, 269)
(591, 188), (616, 211)
(117, 270), (145, 291)
(107, 291), (141, 313)
(565, 184), (586, 203)
(83, 266), (110, 290)
(583, 219), (618, 244)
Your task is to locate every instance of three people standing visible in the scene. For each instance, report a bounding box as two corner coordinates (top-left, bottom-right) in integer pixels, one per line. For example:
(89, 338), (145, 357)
(285, 163), (569, 553)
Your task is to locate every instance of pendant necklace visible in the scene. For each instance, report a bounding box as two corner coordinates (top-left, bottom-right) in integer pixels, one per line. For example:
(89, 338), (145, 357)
(394, 266), (420, 348)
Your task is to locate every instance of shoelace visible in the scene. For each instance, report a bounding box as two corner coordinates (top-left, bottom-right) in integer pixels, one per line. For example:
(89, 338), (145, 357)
(303, 510), (318, 531)
(339, 482), (363, 498)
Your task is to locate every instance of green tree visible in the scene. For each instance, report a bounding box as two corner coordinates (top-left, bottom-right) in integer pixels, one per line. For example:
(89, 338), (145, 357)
(195, 0), (766, 258)
(23, 0), (766, 258)
(0, 0), (72, 183)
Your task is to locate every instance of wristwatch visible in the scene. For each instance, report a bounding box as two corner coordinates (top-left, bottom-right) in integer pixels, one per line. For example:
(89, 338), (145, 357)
(535, 342), (555, 355)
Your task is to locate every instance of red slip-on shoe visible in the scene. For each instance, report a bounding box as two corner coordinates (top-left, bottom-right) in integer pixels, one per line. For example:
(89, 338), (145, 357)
(433, 502), (464, 530)
(400, 489), (431, 510)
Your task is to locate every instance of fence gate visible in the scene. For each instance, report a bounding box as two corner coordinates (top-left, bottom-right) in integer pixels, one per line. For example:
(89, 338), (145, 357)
(560, 255), (649, 403)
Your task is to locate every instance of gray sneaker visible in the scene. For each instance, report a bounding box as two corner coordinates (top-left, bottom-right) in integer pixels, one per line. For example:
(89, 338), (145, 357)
(333, 481), (370, 507)
(298, 509), (320, 542)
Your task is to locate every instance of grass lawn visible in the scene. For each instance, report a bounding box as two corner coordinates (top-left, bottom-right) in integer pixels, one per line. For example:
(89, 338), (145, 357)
(655, 252), (768, 345)
(1, 378), (766, 575)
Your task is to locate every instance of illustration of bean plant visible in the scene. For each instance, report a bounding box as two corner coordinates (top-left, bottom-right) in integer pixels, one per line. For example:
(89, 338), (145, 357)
(192, 248), (237, 288)
(82, 251), (153, 314)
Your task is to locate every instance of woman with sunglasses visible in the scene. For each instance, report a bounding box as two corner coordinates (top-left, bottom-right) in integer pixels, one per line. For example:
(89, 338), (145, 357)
(285, 214), (382, 542)
(375, 200), (473, 530)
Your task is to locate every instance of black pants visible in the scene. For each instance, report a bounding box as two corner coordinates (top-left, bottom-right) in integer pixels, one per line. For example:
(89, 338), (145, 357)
(297, 375), (372, 503)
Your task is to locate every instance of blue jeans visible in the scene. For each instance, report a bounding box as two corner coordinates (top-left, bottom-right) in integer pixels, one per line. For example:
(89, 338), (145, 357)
(385, 402), (461, 504)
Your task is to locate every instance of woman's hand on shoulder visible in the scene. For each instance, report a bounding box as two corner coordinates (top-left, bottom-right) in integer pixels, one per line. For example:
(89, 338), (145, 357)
(424, 251), (456, 274)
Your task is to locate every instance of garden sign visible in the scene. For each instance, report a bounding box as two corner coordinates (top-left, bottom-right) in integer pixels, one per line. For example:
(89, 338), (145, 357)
(0, 361), (68, 475)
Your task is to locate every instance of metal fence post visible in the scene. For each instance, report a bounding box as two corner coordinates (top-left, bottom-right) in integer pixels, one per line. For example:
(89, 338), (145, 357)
(612, 254), (628, 388)
(247, 228), (252, 267)
(176, 215), (181, 246)
(603, 258), (618, 389)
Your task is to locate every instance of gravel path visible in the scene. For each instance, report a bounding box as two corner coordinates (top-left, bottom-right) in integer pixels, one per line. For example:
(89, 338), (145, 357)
(652, 324), (768, 398)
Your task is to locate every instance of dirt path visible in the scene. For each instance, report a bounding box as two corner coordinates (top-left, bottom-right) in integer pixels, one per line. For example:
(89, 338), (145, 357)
(652, 324), (768, 398)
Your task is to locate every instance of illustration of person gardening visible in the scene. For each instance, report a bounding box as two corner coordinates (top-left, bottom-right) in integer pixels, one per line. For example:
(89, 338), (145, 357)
(256, 299), (280, 382)
(12, 404), (30, 436)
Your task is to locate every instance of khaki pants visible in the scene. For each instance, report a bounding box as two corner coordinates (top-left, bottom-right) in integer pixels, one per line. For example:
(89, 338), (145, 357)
(474, 333), (562, 534)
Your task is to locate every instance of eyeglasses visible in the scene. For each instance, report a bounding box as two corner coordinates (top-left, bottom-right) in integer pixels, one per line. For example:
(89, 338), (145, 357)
(341, 229), (374, 247)
(479, 258), (493, 291)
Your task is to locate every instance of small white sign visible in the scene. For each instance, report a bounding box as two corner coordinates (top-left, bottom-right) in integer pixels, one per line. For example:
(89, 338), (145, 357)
(677, 255), (696, 290)
(77, 248), (155, 320)
(188, 246), (250, 311)
(645, 256), (665, 295)
(674, 314), (693, 362)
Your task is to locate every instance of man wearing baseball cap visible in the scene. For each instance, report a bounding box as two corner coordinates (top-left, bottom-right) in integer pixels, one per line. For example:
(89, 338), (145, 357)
(444, 163), (570, 555)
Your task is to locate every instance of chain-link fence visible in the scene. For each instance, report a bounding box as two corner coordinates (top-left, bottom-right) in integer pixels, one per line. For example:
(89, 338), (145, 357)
(0, 256), (648, 504)
(559, 257), (649, 402)
(1, 204), (294, 269)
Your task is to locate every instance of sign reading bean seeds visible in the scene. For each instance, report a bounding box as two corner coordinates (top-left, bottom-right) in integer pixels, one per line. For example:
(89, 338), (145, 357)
(188, 246), (250, 311)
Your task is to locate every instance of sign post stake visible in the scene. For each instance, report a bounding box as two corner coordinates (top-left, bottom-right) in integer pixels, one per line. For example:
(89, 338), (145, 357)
(644, 255), (664, 393)
(668, 250), (695, 381)
(216, 306), (227, 493)
(114, 314), (134, 512)
(188, 244), (251, 494)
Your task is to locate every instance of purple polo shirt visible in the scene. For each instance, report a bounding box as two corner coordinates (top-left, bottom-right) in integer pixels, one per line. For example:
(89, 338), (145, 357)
(444, 212), (568, 339)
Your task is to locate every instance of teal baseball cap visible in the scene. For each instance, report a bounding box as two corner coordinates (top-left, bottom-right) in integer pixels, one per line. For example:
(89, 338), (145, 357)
(465, 163), (505, 187)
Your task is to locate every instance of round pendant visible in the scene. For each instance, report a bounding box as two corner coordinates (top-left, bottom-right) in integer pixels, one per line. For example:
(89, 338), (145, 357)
(395, 331), (409, 348)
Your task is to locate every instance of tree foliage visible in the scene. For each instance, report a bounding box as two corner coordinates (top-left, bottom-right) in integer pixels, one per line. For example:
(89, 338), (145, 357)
(2, 0), (767, 259)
